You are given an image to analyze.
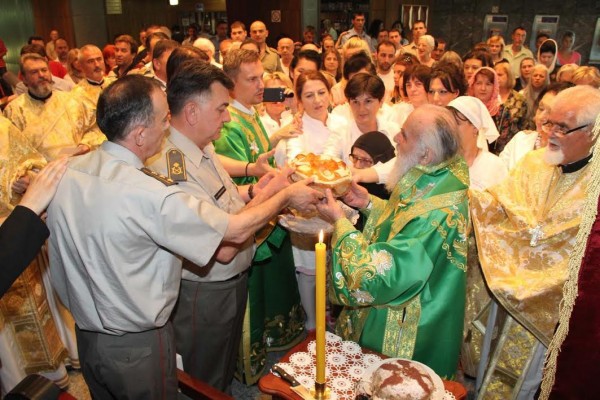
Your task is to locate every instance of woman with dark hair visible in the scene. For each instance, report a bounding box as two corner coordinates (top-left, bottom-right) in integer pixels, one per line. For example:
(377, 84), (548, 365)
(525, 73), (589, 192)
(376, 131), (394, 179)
(390, 53), (419, 104)
(462, 50), (494, 82)
(426, 62), (465, 106)
(276, 70), (347, 331)
(323, 72), (399, 184)
(281, 70), (346, 163)
(537, 39), (558, 81)
(330, 51), (375, 105)
(388, 64), (431, 130)
(402, 64), (431, 108)
(557, 31), (581, 66)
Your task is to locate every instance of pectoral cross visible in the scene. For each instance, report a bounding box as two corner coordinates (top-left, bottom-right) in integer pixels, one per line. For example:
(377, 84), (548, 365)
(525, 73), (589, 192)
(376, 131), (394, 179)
(529, 224), (543, 247)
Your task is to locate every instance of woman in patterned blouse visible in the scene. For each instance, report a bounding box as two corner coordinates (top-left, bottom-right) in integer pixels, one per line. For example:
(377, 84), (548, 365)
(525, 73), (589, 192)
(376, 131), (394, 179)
(490, 60), (533, 154)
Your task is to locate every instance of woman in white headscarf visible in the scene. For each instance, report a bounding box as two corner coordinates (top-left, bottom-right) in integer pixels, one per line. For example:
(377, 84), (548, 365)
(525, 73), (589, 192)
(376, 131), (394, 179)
(537, 38), (558, 81)
(447, 96), (508, 190)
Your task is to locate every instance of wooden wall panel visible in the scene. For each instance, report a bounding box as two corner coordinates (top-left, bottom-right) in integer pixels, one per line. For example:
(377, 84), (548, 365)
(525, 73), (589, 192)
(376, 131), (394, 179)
(104, 0), (227, 42)
(31, 0), (75, 47)
(226, 0), (303, 46)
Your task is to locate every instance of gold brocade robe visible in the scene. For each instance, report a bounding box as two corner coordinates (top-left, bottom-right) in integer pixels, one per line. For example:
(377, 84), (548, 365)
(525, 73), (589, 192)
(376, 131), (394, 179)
(0, 117), (67, 378)
(0, 116), (46, 216)
(3, 90), (106, 161)
(470, 148), (591, 346)
(70, 77), (115, 111)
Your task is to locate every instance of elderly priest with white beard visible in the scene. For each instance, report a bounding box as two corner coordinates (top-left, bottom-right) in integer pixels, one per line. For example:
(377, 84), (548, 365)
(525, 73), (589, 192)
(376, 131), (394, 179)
(317, 104), (470, 379)
(468, 85), (600, 399)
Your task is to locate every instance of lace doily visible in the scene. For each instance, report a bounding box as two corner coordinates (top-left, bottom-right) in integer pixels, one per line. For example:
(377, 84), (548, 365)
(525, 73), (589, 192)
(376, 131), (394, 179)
(275, 332), (382, 400)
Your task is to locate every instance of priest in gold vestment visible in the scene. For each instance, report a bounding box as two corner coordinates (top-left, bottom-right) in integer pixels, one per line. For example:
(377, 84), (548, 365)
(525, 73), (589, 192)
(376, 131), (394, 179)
(70, 45), (116, 111)
(0, 116), (69, 392)
(469, 85), (600, 399)
(3, 53), (105, 162)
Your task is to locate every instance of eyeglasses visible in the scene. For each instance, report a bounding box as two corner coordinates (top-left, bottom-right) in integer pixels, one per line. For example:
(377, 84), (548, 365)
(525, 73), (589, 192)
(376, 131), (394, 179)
(542, 122), (589, 136)
(349, 154), (374, 166)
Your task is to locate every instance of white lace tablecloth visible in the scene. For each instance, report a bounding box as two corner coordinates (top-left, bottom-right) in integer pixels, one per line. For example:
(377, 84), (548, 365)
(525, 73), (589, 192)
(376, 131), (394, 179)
(275, 332), (382, 400)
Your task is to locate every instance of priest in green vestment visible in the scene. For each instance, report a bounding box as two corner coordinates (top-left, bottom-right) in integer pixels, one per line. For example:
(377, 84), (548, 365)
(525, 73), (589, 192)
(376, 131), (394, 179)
(318, 105), (469, 379)
(214, 49), (305, 384)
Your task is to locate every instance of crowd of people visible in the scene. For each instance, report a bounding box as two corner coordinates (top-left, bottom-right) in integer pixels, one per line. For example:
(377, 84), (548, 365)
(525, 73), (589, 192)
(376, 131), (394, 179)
(0, 11), (599, 399)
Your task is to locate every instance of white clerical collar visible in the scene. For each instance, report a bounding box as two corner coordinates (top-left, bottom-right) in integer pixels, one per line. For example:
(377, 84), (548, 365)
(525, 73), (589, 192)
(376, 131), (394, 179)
(231, 99), (255, 115)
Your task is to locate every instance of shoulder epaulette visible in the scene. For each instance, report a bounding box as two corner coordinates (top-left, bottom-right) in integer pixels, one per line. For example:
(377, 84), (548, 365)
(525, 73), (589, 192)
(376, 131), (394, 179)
(166, 149), (187, 182)
(140, 167), (177, 186)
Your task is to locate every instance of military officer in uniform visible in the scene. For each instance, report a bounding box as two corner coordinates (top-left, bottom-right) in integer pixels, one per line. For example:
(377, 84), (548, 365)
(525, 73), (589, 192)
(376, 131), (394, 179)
(47, 75), (321, 399)
(147, 59), (320, 392)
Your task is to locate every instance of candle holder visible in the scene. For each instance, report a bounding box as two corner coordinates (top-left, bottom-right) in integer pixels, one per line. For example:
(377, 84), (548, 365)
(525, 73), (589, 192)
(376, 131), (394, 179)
(311, 382), (331, 399)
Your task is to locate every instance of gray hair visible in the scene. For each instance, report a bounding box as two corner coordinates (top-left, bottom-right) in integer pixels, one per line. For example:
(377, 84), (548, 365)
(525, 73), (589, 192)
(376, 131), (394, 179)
(413, 104), (459, 164)
(553, 85), (600, 129)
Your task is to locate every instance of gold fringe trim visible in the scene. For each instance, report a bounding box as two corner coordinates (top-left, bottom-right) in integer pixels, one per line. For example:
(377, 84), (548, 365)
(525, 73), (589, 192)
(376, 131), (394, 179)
(539, 112), (600, 398)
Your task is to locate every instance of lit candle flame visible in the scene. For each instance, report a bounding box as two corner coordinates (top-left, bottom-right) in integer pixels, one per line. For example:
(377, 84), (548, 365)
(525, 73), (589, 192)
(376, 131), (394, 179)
(319, 229), (324, 243)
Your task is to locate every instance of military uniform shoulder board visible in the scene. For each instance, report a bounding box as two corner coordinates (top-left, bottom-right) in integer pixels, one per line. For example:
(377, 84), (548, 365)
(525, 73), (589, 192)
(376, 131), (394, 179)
(140, 167), (177, 186)
(167, 149), (187, 182)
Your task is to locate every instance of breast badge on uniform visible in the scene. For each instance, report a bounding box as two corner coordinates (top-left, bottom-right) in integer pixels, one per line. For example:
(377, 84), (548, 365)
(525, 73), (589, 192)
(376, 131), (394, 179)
(167, 149), (187, 182)
(140, 168), (177, 186)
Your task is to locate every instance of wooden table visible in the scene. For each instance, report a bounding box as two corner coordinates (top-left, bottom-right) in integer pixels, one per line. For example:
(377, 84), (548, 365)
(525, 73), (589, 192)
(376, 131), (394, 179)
(259, 332), (467, 400)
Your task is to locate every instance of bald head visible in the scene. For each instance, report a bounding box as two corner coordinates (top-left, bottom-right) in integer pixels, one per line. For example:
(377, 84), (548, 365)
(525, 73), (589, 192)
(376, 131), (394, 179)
(249, 21), (268, 45)
(278, 37), (294, 63)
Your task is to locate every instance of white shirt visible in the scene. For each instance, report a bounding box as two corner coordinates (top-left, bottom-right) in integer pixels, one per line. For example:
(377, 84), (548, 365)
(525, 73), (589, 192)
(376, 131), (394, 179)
(470, 151), (509, 191)
(378, 69), (395, 101)
(260, 110), (293, 167)
(282, 112), (347, 164)
(323, 115), (399, 181)
(499, 130), (539, 170)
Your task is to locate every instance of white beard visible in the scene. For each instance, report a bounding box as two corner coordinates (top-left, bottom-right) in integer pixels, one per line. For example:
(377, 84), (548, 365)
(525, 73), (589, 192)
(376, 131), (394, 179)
(385, 150), (421, 192)
(543, 146), (565, 165)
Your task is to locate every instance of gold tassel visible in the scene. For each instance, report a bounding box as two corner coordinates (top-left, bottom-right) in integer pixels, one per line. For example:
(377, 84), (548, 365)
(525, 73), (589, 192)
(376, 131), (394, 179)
(539, 112), (600, 398)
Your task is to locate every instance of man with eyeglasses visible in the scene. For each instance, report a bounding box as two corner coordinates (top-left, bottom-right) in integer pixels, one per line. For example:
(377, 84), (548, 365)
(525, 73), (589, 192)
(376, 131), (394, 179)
(469, 85), (600, 398)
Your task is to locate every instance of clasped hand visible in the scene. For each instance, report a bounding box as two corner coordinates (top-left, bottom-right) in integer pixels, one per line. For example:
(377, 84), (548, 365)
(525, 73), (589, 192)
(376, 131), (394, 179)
(317, 181), (370, 223)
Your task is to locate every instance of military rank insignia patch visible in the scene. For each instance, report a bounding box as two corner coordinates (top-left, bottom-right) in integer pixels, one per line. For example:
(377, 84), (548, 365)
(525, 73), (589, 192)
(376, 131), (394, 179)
(140, 168), (177, 186)
(167, 149), (187, 182)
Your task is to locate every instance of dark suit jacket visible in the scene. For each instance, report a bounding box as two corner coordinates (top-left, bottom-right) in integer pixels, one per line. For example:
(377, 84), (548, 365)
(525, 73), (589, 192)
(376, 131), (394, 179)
(0, 205), (48, 297)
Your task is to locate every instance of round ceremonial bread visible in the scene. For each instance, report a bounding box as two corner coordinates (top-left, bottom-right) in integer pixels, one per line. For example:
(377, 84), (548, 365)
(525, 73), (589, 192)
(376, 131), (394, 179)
(288, 153), (352, 197)
(356, 358), (446, 400)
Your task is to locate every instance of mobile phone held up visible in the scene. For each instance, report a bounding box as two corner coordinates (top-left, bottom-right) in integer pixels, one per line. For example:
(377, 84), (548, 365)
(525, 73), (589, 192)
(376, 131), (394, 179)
(263, 87), (294, 102)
